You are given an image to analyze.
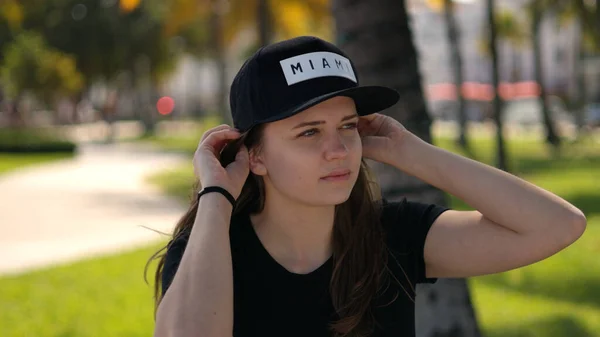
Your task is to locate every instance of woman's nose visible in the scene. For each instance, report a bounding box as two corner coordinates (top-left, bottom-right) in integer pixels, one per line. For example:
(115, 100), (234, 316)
(323, 133), (349, 161)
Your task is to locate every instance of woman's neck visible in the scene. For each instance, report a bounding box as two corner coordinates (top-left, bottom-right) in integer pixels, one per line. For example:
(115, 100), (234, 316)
(249, 195), (335, 274)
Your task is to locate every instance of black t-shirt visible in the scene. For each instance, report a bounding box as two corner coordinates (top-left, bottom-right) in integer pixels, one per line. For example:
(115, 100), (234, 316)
(160, 198), (448, 337)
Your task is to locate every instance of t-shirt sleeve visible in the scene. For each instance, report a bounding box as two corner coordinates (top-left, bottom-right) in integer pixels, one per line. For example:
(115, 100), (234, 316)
(381, 198), (449, 284)
(161, 234), (189, 298)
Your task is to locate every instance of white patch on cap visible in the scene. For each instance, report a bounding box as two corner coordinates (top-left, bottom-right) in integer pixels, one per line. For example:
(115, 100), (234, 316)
(279, 51), (357, 85)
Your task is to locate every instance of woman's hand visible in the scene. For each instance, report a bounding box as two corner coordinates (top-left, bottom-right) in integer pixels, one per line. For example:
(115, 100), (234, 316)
(357, 113), (409, 165)
(193, 124), (249, 200)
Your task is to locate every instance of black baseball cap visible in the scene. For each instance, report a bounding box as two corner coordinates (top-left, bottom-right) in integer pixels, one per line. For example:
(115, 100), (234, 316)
(229, 36), (400, 133)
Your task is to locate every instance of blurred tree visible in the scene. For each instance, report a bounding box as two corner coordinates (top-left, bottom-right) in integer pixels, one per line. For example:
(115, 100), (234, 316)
(0, 0), (23, 58)
(555, 0), (600, 134)
(258, 0), (272, 46)
(154, 0), (211, 55)
(573, 0), (600, 46)
(478, 9), (528, 79)
(425, 0), (470, 152)
(486, 0), (509, 171)
(21, 1), (174, 86)
(333, 1), (482, 336)
(219, 0), (332, 45)
(495, 10), (528, 46)
(10, 0), (177, 135)
(480, 8), (562, 151)
(478, 9), (527, 171)
(151, 0), (332, 55)
(527, 0), (561, 150)
(443, 0), (469, 151)
(1, 0), (333, 125)
(1, 31), (84, 127)
(0, 0), (24, 126)
(209, 0), (230, 124)
(597, 0), (600, 37)
(158, 0), (331, 123)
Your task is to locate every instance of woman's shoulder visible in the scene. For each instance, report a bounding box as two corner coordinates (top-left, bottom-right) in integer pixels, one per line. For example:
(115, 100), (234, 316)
(376, 197), (449, 249)
(377, 197), (449, 224)
(376, 198), (446, 285)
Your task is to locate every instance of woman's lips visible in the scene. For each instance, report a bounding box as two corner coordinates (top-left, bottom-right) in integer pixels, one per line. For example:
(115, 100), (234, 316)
(320, 172), (351, 182)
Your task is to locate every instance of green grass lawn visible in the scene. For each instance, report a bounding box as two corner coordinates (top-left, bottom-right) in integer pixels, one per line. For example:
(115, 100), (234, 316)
(0, 132), (598, 337)
(0, 152), (74, 176)
(0, 244), (164, 337)
(440, 136), (600, 337)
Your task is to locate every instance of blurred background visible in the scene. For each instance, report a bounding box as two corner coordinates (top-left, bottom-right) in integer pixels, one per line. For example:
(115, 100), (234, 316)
(0, 0), (598, 336)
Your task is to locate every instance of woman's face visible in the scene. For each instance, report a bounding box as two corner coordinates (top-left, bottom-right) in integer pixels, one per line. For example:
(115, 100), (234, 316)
(250, 96), (362, 206)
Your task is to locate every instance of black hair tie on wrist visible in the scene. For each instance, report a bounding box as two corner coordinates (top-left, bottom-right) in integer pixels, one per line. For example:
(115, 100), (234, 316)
(197, 186), (236, 207)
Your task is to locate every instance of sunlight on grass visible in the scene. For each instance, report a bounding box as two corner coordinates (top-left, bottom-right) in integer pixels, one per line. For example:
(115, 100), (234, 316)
(471, 281), (600, 337)
(0, 153), (74, 176)
(145, 165), (196, 204)
(0, 242), (166, 337)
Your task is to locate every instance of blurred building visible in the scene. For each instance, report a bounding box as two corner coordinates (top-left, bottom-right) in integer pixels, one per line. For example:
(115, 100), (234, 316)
(408, 0), (599, 104)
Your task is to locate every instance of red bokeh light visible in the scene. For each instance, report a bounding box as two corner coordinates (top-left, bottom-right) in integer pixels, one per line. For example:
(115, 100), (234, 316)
(156, 96), (175, 115)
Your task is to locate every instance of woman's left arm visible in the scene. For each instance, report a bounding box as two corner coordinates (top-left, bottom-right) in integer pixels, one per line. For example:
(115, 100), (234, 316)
(388, 132), (587, 279)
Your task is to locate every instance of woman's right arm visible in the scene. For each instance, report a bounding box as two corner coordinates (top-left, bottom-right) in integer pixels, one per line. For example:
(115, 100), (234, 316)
(154, 193), (234, 337)
(154, 124), (249, 337)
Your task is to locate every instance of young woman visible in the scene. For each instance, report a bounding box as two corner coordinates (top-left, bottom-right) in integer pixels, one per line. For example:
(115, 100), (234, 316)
(149, 36), (586, 337)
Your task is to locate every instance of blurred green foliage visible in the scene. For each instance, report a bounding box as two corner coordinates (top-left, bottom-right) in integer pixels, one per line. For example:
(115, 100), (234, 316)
(0, 0), (179, 93)
(0, 31), (83, 101)
(0, 127), (76, 153)
(0, 152), (73, 176)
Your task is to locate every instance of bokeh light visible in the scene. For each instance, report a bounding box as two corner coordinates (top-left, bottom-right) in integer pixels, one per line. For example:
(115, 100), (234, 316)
(156, 96), (175, 115)
(119, 0), (141, 13)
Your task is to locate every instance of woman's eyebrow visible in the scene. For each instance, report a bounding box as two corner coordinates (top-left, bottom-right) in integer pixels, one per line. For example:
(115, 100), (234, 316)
(291, 114), (359, 130)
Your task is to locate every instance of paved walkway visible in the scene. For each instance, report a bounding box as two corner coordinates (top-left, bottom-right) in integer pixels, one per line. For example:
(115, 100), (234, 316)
(0, 143), (189, 276)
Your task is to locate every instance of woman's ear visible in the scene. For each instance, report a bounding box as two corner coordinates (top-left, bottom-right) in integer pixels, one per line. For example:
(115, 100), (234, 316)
(249, 149), (267, 176)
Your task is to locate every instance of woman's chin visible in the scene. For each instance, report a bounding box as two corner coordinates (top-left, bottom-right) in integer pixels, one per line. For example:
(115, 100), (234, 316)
(319, 190), (353, 206)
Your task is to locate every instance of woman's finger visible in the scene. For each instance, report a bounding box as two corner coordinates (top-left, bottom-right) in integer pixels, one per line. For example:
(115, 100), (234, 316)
(359, 114), (378, 122)
(199, 124), (234, 145)
(200, 129), (242, 155)
(358, 117), (377, 136)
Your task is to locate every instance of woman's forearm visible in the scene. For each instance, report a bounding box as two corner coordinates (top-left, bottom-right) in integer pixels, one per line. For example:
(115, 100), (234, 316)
(154, 193), (234, 337)
(391, 132), (586, 236)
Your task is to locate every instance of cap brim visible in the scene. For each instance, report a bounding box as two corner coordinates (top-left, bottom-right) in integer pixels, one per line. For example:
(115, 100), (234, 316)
(251, 86), (399, 128)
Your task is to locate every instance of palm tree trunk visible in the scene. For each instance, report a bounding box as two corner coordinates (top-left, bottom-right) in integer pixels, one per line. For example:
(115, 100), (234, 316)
(511, 49), (521, 82)
(257, 0), (272, 47)
(573, 0), (600, 50)
(487, 0), (509, 171)
(596, 0), (600, 41)
(443, 0), (469, 151)
(332, 1), (482, 336)
(574, 21), (587, 135)
(531, 4), (560, 149)
(133, 59), (156, 136)
(210, 0), (232, 125)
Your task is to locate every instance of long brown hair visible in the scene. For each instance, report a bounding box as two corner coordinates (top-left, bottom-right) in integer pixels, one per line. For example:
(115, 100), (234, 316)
(145, 123), (414, 336)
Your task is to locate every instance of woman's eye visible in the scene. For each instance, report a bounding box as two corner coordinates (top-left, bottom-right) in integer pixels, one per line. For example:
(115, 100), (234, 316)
(298, 123), (357, 138)
(299, 129), (318, 137)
